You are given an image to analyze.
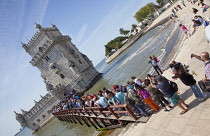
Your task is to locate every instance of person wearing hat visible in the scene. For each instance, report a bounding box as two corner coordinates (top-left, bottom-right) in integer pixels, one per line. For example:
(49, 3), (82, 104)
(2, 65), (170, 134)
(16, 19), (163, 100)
(148, 75), (188, 115)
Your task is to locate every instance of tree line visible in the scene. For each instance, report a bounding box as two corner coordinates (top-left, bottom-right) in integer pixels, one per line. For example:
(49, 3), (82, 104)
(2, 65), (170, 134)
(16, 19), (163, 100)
(105, 1), (168, 56)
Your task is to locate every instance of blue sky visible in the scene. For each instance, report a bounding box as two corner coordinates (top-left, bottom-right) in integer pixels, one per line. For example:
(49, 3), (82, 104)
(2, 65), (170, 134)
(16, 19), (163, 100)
(0, 0), (156, 135)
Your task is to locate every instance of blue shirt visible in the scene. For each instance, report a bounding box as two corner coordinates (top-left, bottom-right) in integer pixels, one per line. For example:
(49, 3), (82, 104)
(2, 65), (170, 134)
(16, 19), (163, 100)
(156, 78), (174, 98)
(98, 97), (109, 108)
(115, 92), (125, 104)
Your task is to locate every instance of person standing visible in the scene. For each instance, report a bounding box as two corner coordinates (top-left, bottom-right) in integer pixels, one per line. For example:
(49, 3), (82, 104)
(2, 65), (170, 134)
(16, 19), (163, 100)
(173, 63), (207, 101)
(179, 24), (191, 38)
(181, 0), (187, 7)
(204, 17), (210, 42)
(144, 79), (172, 112)
(149, 75), (189, 115)
(148, 56), (163, 75)
(135, 84), (160, 112)
(191, 52), (210, 81)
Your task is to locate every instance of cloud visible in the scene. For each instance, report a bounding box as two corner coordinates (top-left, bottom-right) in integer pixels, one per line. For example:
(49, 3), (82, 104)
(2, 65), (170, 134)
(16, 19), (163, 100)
(74, 24), (88, 45)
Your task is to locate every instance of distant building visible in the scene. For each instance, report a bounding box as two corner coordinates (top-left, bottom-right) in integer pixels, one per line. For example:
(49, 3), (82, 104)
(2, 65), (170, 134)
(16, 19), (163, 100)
(15, 24), (99, 132)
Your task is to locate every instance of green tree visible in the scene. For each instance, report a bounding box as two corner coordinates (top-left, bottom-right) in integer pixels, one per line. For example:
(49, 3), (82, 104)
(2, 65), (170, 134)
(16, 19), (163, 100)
(131, 24), (138, 33)
(104, 36), (128, 56)
(134, 3), (158, 22)
(119, 28), (130, 36)
(156, 0), (164, 7)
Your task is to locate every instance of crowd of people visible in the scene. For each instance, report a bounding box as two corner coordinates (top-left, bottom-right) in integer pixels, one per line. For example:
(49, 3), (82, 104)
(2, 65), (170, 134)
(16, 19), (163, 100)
(52, 0), (210, 117)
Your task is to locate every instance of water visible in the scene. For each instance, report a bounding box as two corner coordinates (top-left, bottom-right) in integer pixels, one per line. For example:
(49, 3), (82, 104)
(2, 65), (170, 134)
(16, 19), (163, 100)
(16, 22), (182, 136)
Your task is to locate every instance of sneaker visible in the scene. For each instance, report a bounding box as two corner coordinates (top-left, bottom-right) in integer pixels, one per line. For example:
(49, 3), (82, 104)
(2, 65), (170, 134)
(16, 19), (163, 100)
(169, 106), (173, 110)
(164, 109), (170, 112)
(202, 94), (207, 100)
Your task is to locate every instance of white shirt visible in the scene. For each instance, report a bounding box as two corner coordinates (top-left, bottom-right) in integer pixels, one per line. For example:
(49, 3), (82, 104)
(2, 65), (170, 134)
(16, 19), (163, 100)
(134, 78), (142, 86)
(205, 25), (210, 42)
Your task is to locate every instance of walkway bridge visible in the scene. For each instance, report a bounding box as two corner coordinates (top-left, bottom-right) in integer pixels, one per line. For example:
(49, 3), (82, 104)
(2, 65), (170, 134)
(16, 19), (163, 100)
(52, 104), (150, 130)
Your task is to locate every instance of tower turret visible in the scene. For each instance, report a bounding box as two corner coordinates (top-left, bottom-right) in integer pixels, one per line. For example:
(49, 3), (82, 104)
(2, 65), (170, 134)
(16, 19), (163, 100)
(20, 109), (27, 116)
(34, 100), (38, 104)
(35, 23), (42, 31)
(14, 111), (28, 127)
(21, 42), (28, 52)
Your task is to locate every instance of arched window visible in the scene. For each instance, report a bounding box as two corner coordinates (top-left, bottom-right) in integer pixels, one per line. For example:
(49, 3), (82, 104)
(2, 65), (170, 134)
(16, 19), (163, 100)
(60, 74), (65, 79)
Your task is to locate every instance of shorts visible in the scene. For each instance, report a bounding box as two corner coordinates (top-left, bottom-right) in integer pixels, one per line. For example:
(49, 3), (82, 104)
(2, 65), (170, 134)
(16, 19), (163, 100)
(194, 24), (201, 26)
(168, 93), (180, 105)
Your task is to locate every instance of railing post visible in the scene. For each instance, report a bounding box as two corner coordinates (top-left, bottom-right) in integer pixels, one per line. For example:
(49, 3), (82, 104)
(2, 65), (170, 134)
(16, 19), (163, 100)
(74, 116), (83, 125)
(98, 108), (107, 117)
(125, 105), (138, 120)
(99, 118), (109, 127)
(108, 107), (119, 119)
(81, 116), (91, 127)
(92, 118), (103, 128)
(70, 115), (77, 124)
(86, 117), (98, 129)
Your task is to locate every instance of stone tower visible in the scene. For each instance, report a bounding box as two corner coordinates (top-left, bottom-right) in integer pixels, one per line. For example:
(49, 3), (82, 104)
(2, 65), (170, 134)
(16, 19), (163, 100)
(22, 24), (99, 99)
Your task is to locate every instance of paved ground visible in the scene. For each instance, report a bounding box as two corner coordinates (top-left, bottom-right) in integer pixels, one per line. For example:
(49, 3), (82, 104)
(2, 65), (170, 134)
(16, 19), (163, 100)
(109, 0), (210, 136)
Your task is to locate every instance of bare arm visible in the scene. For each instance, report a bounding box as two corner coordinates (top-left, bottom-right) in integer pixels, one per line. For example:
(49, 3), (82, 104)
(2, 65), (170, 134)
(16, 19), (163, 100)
(191, 53), (201, 60)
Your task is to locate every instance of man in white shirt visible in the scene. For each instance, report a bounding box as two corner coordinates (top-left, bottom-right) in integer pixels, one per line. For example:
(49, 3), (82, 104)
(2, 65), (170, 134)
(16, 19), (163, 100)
(205, 17), (210, 43)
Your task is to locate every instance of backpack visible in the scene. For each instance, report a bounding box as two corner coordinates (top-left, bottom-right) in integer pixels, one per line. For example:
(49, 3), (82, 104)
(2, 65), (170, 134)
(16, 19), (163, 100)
(180, 72), (196, 86)
(125, 93), (135, 106)
(150, 59), (157, 66)
(169, 81), (178, 92)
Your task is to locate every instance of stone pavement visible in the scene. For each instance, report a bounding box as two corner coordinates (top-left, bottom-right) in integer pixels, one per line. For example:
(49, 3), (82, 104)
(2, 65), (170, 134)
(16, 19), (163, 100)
(109, 0), (210, 136)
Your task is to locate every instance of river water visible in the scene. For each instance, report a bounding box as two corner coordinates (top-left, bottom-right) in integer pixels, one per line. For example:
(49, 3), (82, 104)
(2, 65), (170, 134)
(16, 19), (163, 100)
(16, 21), (182, 136)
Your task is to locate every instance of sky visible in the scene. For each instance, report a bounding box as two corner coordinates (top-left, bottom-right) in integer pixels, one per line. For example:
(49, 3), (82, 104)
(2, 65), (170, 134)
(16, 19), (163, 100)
(0, 0), (156, 135)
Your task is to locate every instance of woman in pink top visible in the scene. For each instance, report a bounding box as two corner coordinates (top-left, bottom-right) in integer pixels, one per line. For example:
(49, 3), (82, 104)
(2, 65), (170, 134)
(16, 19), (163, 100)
(179, 24), (191, 39)
(202, 3), (209, 13)
(135, 84), (159, 111)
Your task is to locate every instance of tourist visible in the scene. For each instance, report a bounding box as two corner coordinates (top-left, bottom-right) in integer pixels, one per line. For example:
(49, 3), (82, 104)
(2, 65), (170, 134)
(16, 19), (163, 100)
(131, 76), (143, 86)
(98, 93), (109, 108)
(194, 15), (203, 23)
(114, 89), (125, 104)
(135, 84), (159, 112)
(201, 3), (209, 13)
(192, 19), (202, 31)
(179, 24), (191, 38)
(204, 17), (210, 28)
(172, 9), (176, 14)
(125, 88), (149, 117)
(204, 17), (210, 42)
(198, 0), (204, 6)
(181, 0), (187, 7)
(173, 63), (207, 101)
(148, 56), (163, 75)
(144, 79), (172, 111)
(152, 55), (164, 70)
(191, 52), (210, 81)
(107, 92), (121, 105)
(177, 4), (182, 10)
(149, 75), (188, 115)
(192, 8), (199, 14)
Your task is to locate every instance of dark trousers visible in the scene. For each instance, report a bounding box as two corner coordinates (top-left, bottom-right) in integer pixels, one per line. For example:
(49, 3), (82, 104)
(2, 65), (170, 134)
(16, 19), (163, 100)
(153, 66), (163, 75)
(158, 97), (169, 107)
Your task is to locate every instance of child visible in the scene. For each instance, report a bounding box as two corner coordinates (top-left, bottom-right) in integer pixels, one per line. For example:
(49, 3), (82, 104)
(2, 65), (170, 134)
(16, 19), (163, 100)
(179, 24), (191, 38)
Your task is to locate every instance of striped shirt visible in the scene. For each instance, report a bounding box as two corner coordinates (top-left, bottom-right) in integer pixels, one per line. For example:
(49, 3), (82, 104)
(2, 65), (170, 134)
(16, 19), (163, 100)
(204, 61), (210, 79)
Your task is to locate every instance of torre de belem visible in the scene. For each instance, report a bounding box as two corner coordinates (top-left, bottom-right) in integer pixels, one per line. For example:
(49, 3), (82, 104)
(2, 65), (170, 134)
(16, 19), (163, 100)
(14, 24), (99, 132)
